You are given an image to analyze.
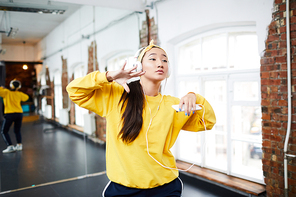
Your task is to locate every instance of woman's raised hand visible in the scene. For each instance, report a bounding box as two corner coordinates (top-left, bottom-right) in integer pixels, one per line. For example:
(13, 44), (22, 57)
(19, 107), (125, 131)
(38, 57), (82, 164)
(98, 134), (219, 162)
(179, 93), (197, 116)
(106, 60), (146, 93)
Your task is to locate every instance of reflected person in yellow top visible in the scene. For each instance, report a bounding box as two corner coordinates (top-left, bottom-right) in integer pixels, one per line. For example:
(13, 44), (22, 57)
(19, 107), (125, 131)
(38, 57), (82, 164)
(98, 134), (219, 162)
(0, 79), (29, 153)
(67, 40), (216, 197)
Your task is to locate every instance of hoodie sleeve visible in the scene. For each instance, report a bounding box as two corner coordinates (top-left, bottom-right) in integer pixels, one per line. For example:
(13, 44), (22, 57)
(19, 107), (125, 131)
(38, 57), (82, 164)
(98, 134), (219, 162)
(0, 87), (8, 98)
(66, 71), (123, 117)
(177, 93), (216, 132)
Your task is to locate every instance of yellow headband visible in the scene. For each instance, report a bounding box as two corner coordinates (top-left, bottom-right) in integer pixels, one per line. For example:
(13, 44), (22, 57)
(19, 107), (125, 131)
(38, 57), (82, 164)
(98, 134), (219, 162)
(137, 40), (166, 62)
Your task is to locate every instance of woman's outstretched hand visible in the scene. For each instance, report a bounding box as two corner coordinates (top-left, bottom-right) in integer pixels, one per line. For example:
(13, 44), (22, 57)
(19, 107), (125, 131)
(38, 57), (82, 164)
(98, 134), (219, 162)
(179, 93), (197, 116)
(106, 60), (146, 93)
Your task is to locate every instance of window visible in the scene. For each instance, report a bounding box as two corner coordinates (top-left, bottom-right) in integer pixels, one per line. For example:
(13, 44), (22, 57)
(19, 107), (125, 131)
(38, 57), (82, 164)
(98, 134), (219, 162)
(178, 33), (260, 73)
(73, 65), (88, 127)
(54, 71), (62, 118)
(106, 53), (134, 72)
(175, 29), (263, 183)
(40, 74), (46, 115)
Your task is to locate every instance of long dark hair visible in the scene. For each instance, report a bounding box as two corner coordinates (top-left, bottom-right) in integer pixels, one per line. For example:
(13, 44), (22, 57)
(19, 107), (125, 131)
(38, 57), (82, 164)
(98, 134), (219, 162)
(118, 80), (145, 144)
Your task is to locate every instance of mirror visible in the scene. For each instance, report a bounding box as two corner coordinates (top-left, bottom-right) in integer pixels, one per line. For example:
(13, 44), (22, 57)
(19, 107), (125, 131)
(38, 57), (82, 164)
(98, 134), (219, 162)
(0, 1), (143, 193)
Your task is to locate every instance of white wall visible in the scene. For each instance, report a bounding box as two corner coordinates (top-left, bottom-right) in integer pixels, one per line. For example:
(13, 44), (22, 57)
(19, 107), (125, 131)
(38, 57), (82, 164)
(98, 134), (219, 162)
(0, 44), (35, 61)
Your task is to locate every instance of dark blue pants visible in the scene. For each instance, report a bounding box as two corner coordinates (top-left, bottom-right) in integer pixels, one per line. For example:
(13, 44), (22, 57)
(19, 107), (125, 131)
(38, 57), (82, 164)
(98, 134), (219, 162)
(1, 113), (23, 146)
(103, 177), (183, 197)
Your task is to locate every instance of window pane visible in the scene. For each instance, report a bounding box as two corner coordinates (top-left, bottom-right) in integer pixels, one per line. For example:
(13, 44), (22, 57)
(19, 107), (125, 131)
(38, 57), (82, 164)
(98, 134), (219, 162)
(178, 39), (201, 74)
(228, 34), (260, 69)
(232, 141), (263, 181)
(41, 97), (46, 114)
(54, 72), (62, 118)
(177, 80), (201, 163)
(205, 81), (226, 133)
(178, 131), (202, 164)
(178, 81), (199, 97)
(40, 75), (46, 114)
(205, 132), (227, 171)
(204, 80), (227, 171)
(231, 106), (261, 136)
(74, 66), (88, 127)
(107, 55), (133, 71)
(234, 81), (258, 101)
(202, 34), (227, 70)
(54, 86), (62, 118)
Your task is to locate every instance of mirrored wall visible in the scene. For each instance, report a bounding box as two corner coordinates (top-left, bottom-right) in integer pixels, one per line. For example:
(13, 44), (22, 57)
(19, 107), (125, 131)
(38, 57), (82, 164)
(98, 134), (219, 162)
(0, 1), (144, 193)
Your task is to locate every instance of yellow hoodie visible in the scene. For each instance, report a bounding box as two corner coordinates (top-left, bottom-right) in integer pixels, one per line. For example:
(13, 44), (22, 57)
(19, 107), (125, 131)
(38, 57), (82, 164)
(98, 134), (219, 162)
(66, 71), (216, 189)
(0, 87), (29, 114)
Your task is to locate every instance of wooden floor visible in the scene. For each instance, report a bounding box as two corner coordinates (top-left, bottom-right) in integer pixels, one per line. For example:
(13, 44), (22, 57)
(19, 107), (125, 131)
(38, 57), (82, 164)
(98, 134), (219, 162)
(22, 113), (39, 122)
(176, 160), (266, 196)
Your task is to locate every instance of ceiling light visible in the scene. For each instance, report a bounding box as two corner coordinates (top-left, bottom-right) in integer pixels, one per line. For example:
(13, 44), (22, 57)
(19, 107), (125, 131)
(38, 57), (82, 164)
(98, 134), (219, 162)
(9, 28), (18, 38)
(23, 64), (28, 70)
(0, 3), (67, 14)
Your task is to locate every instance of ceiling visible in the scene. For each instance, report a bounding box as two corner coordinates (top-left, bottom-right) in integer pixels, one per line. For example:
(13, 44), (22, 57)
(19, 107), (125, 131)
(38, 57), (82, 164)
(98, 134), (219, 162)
(0, 0), (146, 45)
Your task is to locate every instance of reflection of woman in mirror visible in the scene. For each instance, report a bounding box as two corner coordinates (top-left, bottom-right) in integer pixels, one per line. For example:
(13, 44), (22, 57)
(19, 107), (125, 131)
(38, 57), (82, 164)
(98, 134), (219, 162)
(67, 40), (216, 197)
(0, 79), (29, 153)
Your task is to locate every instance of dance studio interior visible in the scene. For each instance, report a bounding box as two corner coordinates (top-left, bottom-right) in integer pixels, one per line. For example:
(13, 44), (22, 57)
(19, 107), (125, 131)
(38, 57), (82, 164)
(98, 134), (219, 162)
(0, 0), (295, 196)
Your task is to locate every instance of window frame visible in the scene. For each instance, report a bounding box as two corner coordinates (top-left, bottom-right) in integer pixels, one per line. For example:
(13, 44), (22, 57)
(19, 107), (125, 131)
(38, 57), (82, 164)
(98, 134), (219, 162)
(105, 51), (134, 72)
(53, 70), (62, 118)
(173, 26), (263, 184)
(73, 64), (88, 127)
(40, 73), (46, 115)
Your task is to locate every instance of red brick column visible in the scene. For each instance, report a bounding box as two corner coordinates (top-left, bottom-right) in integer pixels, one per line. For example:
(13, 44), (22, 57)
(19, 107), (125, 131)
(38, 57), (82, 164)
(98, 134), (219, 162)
(87, 41), (99, 74)
(61, 56), (69, 109)
(261, 0), (296, 196)
(45, 67), (51, 105)
(87, 41), (106, 141)
(95, 115), (106, 141)
(140, 10), (158, 47)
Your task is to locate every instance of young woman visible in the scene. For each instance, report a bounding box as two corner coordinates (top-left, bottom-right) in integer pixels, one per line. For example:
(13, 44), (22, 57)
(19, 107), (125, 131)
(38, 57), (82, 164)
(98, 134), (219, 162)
(67, 40), (216, 197)
(1, 79), (29, 153)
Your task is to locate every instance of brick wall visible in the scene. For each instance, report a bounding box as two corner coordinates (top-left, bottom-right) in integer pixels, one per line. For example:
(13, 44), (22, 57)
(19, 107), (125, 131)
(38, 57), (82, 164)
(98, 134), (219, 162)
(140, 10), (158, 47)
(86, 41), (106, 141)
(261, 0), (296, 196)
(61, 56), (69, 109)
(45, 67), (51, 105)
(87, 41), (99, 74)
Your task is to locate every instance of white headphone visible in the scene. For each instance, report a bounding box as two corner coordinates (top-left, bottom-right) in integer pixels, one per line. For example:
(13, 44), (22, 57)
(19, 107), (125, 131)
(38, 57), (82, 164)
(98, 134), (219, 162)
(133, 48), (171, 78)
(10, 79), (21, 90)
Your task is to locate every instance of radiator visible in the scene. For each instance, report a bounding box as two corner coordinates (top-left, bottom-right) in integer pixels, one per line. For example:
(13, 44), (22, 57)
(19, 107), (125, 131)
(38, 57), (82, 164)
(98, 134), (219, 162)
(59, 109), (69, 126)
(44, 105), (52, 119)
(83, 113), (96, 135)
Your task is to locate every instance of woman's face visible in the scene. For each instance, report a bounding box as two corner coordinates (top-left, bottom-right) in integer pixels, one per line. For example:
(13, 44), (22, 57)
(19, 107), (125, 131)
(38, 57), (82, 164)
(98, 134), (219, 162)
(141, 48), (169, 82)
